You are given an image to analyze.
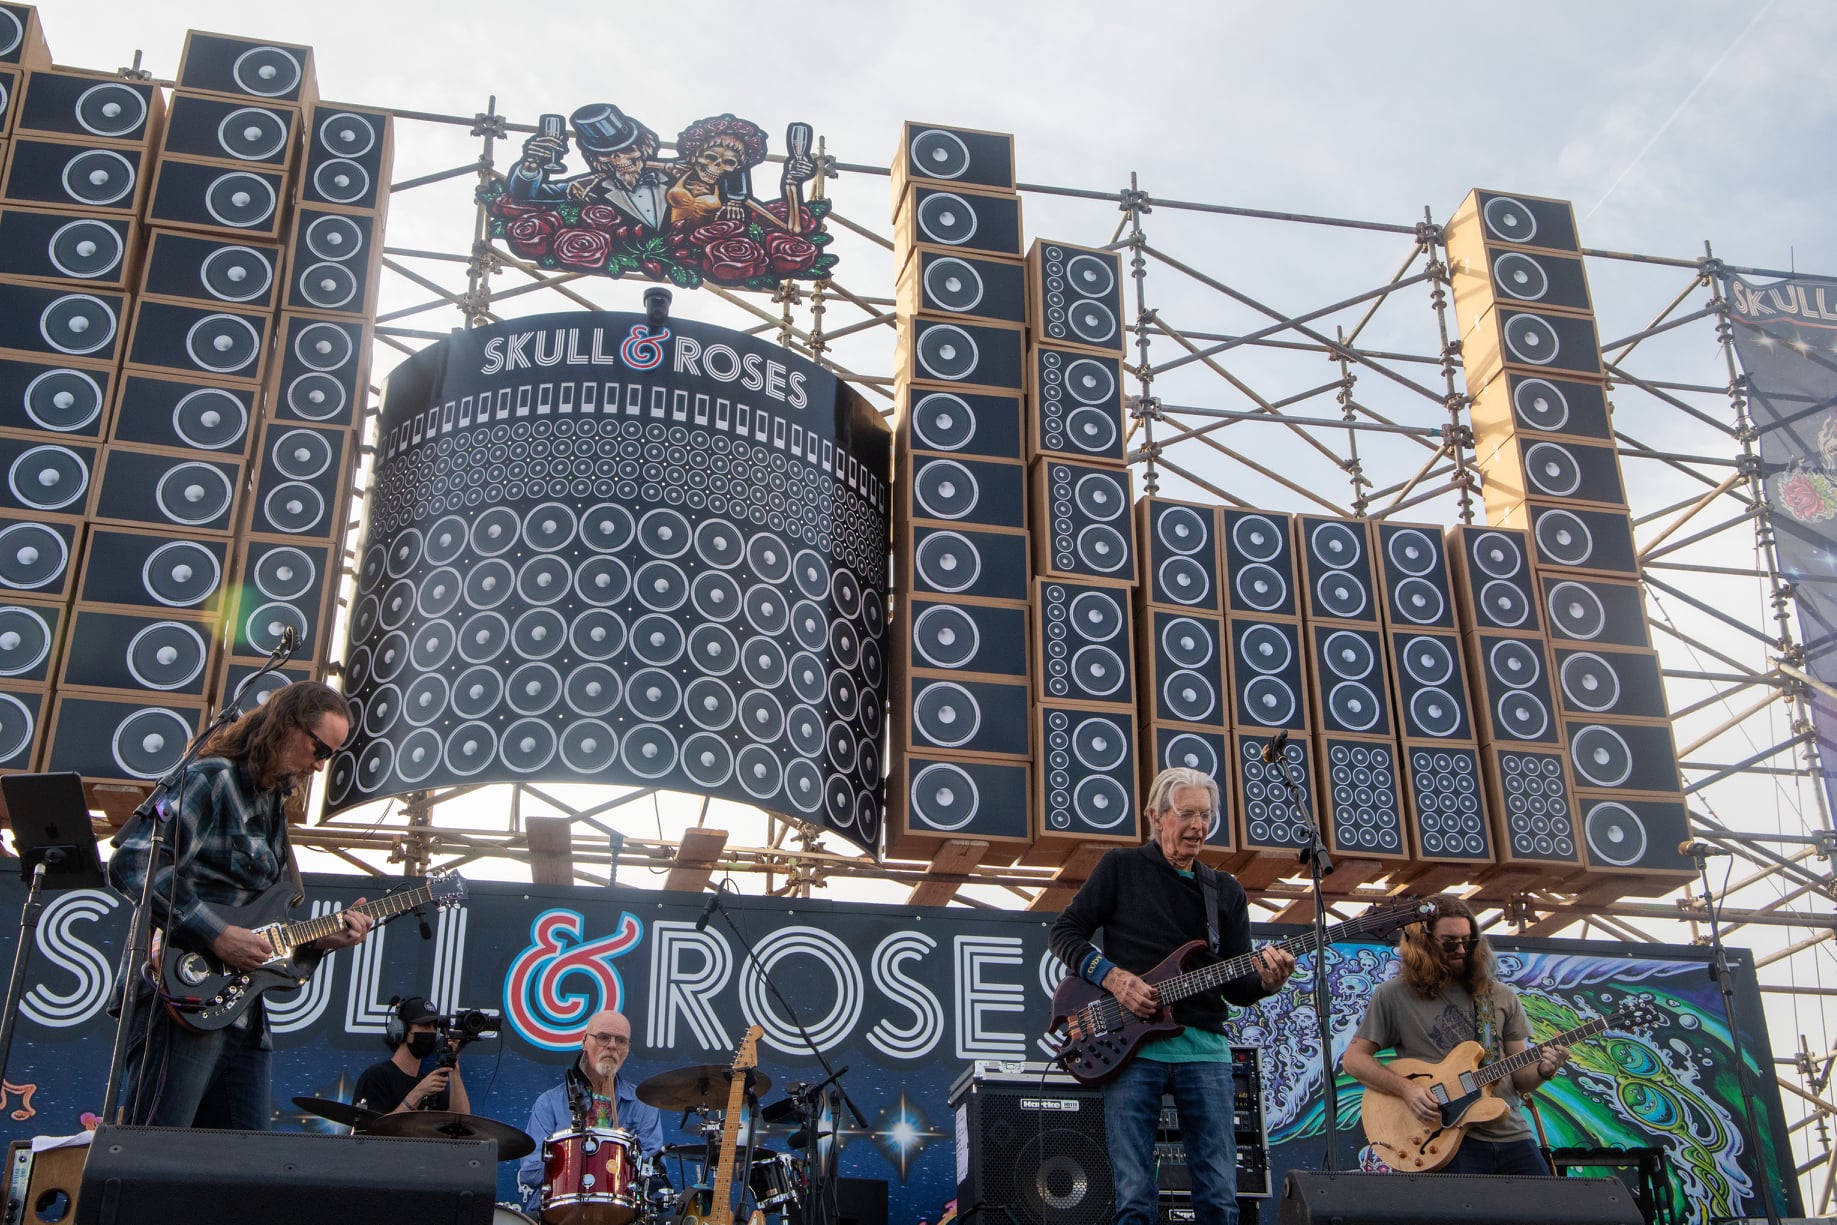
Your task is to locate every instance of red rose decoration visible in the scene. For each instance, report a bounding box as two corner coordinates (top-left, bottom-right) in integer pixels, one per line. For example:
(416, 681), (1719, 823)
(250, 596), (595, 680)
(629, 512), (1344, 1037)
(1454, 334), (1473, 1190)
(492, 198), (539, 219)
(553, 226), (613, 269)
(704, 237), (770, 282)
(689, 218), (747, 247)
(579, 203), (623, 231)
(505, 212), (560, 258)
(1778, 472), (1827, 520)
(761, 230), (819, 275)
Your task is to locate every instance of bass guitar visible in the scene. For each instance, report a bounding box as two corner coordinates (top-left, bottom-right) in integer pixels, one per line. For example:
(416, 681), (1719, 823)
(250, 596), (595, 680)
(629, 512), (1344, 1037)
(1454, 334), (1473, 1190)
(678, 1025), (765, 1225)
(161, 869), (466, 1031)
(1360, 998), (1659, 1171)
(1049, 898), (1434, 1085)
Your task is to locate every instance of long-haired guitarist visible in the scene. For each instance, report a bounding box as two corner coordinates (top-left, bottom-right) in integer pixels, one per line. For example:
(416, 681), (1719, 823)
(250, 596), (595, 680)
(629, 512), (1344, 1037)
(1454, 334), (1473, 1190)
(108, 681), (375, 1128)
(1341, 894), (1569, 1175)
(1048, 767), (1296, 1225)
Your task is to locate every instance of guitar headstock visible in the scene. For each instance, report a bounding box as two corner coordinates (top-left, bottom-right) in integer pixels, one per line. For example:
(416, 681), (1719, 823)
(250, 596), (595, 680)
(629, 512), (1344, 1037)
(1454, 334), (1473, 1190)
(1361, 895), (1439, 940)
(427, 869), (467, 908)
(734, 1024), (763, 1072)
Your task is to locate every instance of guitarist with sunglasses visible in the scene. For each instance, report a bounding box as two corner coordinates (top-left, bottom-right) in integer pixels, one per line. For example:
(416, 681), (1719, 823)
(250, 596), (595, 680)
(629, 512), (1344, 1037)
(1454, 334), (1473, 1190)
(108, 681), (375, 1128)
(1342, 894), (1568, 1176)
(1049, 767), (1296, 1225)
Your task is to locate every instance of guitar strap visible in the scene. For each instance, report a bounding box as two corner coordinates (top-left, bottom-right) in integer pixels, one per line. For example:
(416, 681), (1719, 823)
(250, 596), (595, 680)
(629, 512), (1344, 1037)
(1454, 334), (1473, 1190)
(1195, 862), (1221, 956)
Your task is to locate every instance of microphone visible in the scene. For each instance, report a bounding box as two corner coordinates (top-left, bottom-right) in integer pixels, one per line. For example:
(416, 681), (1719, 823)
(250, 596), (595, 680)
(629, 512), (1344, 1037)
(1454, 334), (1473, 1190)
(694, 890), (721, 932)
(1260, 730), (1290, 765)
(1678, 840), (1731, 858)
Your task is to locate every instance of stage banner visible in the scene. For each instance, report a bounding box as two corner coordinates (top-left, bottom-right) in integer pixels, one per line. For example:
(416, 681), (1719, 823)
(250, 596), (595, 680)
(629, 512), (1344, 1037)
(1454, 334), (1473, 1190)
(328, 311), (891, 854)
(1724, 273), (1837, 817)
(0, 871), (1797, 1223)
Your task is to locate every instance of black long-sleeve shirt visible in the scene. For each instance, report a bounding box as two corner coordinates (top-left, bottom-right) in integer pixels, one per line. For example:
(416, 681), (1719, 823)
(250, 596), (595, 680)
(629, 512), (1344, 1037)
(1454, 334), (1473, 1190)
(1049, 840), (1266, 1032)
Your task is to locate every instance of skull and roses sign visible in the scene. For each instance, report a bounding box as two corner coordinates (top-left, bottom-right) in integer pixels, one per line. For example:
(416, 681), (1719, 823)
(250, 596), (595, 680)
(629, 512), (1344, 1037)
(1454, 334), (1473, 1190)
(481, 105), (838, 291)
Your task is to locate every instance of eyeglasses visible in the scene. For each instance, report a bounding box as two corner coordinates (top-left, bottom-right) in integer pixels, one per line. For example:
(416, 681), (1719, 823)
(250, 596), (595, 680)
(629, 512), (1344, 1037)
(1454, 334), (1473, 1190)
(1167, 807), (1213, 823)
(1437, 935), (1476, 952)
(584, 1032), (631, 1049)
(302, 724), (339, 762)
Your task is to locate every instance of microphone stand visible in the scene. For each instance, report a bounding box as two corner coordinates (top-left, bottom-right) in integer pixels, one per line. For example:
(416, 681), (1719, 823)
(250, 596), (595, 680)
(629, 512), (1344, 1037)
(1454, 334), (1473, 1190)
(705, 887), (867, 1225)
(101, 635), (300, 1124)
(1687, 844), (1782, 1225)
(1266, 732), (1341, 1171)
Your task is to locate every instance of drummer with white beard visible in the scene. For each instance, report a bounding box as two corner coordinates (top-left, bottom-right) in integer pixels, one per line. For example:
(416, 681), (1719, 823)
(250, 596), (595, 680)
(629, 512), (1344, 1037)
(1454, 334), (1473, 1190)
(517, 1009), (666, 1213)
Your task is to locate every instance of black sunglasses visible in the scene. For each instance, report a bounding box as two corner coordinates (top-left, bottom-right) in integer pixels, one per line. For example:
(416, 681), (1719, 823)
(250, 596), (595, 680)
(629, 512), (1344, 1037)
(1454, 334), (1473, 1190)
(303, 724), (339, 762)
(1438, 935), (1475, 951)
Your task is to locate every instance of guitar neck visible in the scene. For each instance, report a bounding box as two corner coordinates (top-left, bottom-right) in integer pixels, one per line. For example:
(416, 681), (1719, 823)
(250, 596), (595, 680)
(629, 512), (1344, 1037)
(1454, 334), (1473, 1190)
(281, 883), (433, 948)
(1468, 1012), (1619, 1088)
(1154, 910), (1406, 1006)
(708, 1064), (750, 1219)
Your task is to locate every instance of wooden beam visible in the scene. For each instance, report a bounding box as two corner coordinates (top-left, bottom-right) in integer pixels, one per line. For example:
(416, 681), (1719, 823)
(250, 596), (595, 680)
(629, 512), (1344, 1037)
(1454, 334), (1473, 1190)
(526, 815), (574, 885)
(1027, 843), (1111, 912)
(907, 840), (990, 908)
(663, 827), (729, 893)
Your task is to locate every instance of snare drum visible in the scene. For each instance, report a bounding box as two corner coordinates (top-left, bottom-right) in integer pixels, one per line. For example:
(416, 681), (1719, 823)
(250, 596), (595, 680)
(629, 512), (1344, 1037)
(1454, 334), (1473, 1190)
(540, 1127), (642, 1225)
(748, 1151), (799, 1213)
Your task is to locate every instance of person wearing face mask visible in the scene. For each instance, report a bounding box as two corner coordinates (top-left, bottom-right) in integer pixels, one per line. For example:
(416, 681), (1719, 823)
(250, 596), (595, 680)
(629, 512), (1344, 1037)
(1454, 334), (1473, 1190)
(351, 996), (471, 1116)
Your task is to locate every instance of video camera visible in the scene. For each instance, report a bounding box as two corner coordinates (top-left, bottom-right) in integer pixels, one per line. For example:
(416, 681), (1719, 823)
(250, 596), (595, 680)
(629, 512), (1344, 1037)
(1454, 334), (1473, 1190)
(428, 1007), (503, 1067)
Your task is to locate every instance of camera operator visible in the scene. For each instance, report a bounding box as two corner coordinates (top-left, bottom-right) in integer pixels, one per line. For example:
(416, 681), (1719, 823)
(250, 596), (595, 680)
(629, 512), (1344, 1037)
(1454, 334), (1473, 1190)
(352, 996), (471, 1116)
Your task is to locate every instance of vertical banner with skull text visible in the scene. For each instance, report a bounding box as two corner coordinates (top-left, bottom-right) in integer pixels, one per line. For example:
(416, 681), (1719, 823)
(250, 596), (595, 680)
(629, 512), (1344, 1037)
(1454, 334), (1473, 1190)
(328, 312), (891, 853)
(1723, 273), (1837, 818)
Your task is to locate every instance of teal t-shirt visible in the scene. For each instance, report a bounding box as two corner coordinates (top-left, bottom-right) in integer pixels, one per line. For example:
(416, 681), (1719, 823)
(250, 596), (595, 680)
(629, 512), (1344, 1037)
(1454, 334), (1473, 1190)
(1140, 866), (1235, 1063)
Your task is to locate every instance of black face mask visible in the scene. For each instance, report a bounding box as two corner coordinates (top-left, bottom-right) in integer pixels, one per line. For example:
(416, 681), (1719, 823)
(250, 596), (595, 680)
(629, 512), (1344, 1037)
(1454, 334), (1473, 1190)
(406, 1033), (438, 1060)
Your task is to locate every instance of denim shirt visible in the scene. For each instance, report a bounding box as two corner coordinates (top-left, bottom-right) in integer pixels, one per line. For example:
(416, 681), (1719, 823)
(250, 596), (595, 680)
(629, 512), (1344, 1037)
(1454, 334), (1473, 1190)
(517, 1065), (665, 1209)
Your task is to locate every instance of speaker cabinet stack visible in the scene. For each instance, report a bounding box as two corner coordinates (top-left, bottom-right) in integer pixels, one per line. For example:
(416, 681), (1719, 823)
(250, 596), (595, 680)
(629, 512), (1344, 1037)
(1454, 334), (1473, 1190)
(1133, 496), (1235, 859)
(1446, 189), (1691, 894)
(887, 123), (1033, 862)
(1373, 521), (1493, 885)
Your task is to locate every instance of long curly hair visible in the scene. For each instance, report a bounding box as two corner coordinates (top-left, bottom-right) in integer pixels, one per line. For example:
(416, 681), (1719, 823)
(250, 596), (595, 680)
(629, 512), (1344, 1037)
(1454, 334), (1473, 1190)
(1397, 893), (1494, 999)
(204, 680), (349, 794)
(675, 113), (768, 169)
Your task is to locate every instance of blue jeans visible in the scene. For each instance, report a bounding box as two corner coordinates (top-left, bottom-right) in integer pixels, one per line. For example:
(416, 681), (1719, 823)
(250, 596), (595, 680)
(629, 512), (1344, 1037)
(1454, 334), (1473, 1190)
(122, 993), (271, 1129)
(1104, 1057), (1238, 1225)
(1441, 1136), (1550, 1176)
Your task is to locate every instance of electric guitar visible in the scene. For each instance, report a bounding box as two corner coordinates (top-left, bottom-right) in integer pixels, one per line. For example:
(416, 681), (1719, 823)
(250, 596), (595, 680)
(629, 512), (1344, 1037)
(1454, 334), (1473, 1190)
(678, 1025), (765, 1225)
(1360, 998), (1661, 1171)
(160, 870), (467, 1031)
(1049, 898), (1434, 1085)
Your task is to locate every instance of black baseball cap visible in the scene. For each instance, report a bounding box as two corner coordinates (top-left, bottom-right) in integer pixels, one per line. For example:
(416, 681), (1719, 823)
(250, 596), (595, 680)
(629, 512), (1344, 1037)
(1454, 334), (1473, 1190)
(396, 995), (439, 1025)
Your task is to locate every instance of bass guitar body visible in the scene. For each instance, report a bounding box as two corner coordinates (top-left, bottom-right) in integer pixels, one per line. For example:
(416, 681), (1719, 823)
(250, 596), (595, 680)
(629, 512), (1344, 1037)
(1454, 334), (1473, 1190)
(1360, 1040), (1508, 1172)
(1048, 940), (1203, 1085)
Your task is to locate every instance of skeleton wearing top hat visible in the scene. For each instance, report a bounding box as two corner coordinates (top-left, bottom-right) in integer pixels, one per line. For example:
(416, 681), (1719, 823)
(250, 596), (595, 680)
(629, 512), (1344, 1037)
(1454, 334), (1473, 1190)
(508, 103), (669, 231)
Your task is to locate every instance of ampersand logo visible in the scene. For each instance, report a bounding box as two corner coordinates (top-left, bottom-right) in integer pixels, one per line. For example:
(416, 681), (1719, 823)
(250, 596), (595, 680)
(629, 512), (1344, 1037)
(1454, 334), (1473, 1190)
(503, 908), (644, 1049)
(620, 324), (669, 370)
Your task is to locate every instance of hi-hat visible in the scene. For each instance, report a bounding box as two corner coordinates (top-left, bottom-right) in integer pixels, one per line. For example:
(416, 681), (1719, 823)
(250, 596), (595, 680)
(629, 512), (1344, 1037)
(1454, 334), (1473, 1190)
(292, 1096), (379, 1130)
(636, 1065), (773, 1111)
(365, 1110), (535, 1161)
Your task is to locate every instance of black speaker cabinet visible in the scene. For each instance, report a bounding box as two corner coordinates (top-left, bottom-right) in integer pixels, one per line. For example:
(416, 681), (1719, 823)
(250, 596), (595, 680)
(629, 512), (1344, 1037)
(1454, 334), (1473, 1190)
(0, 432), (95, 519)
(0, 681), (41, 769)
(1468, 632), (1562, 746)
(59, 606), (212, 696)
(1449, 188), (1582, 255)
(895, 183), (1023, 261)
(1223, 510), (1298, 618)
(266, 313), (368, 427)
(1470, 371), (1613, 443)
(1301, 516), (1378, 625)
(1564, 718), (1682, 796)
(1403, 743), (1492, 862)
(0, 7), (48, 70)
(226, 538), (334, 662)
(159, 91), (299, 168)
(91, 447), (243, 535)
(1275, 1170), (1641, 1225)
(247, 421), (350, 538)
(1319, 734), (1405, 858)
(899, 596), (1027, 678)
(1374, 522), (1456, 630)
(952, 1075), (1111, 1225)
(77, 1124), (495, 1225)
(78, 525), (230, 614)
(901, 387), (1023, 460)
(301, 104), (392, 211)
(0, 279), (125, 361)
(0, 514), (78, 598)
(1448, 525), (1542, 634)
(1480, 433), (1628, 515)
(1028, 239), (1125, 354)
(1484, 744), (1581, 865)
(1230, 619), (1308, 732)
(138, 229), (281, 309)
(902, 522), (1029, 603)
(887, 751), (1030, 858)
(175, 33), (316, 105)
(898, 315), (1025, 394)
(1462, 305), (1605, 391)
(894, 121), (1015, 194)
(1311, 624), (1394, 736)
(1448, 238), (1593, 321)
(1037, 578), (1133, 705)
(1234, 731), (1316, 853)
(1143, 611), (1227, 728)
(1029, 344), (1125, 464)
(903, 451), (1026, 529)
(216, 660), (313, 712)
(1390, 630), (1474, 742)
(145, 158), (288, 239)
(899, 674), (1029, 758)
(45, 693), (203, 784)
(896, 245), (1025, 323)
(1146, 725), (1235, 854)
(0, 597), (59, 682)
(1541, 574), (1651, 649)
(109, 371), (255, 455)
(283, 205), (381, 317)
(1554, 645), (1668, 720)
(1, 138), (145, 212)
(0, 64), (16, 138)
(1138, 497), (1220, 611)
(15, 70), (158, 145)
(1578, 795), (1695, 874)
(0, 355), (113, 438)
(0, 205), (134, 287)
(1036, 703), (1140, 846)
(124, 298), (272, 384)
(1034, 459), (1134, 584)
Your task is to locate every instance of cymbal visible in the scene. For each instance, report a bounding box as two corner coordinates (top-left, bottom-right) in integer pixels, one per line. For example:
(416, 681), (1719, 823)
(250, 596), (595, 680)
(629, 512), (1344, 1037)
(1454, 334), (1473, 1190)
(365, 1110), (536, 1161)
(292, 1096), (380, 1130)
(662, 1142), (783, 1162)
(636, 1065), (772, 1111)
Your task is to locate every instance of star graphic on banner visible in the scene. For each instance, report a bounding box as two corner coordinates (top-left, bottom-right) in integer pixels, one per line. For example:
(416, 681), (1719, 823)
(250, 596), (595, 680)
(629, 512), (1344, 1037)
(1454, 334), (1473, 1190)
(1790, 332), (1814, 356)
(870, 1090), (945, 1180)
(1758, 331), (1779, 350)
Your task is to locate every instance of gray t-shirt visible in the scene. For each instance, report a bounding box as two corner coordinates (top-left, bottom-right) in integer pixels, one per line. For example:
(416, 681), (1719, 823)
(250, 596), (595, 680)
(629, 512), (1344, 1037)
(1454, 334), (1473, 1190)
(1354, 975), (1533, 1141)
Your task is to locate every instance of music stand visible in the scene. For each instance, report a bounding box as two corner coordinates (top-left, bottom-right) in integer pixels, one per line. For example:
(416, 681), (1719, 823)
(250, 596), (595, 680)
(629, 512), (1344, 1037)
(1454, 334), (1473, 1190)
(0, 772), (105, 1087)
